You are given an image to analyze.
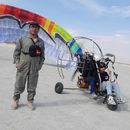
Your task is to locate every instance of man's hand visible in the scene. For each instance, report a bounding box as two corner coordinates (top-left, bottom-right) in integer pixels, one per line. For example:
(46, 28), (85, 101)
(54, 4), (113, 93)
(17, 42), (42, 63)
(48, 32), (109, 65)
(16, 64), (20, 69)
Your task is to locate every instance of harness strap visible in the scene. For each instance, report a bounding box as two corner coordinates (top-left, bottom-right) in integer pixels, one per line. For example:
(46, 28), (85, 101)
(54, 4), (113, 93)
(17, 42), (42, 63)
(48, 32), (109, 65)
(22, 51), (29, 55)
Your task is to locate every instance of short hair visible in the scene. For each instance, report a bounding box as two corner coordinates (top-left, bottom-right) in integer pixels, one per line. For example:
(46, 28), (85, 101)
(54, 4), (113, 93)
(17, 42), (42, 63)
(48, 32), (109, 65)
(29, 22), (40, 28)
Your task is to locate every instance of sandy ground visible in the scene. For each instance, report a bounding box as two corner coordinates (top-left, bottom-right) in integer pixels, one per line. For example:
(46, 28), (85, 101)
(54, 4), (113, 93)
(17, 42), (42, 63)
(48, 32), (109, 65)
(0, 43), (130, 130)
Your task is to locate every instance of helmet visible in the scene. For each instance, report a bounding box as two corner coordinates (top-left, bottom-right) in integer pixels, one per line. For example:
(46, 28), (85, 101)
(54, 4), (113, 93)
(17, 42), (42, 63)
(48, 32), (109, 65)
(99, 62), (106, 68)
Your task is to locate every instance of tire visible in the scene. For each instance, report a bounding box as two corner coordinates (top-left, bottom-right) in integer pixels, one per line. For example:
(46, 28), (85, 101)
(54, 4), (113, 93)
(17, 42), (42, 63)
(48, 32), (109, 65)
(106, 96), (118, 111)
(55, 82), (64, 94)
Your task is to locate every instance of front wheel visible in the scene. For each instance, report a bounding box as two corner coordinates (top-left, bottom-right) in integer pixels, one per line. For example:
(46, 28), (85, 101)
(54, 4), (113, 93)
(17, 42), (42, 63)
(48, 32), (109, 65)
(55, 82), (64, 94)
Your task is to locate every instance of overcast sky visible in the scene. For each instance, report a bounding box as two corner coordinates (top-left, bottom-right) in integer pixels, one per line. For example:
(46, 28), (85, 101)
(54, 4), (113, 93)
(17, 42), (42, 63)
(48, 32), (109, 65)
(1, 0), (130, 63)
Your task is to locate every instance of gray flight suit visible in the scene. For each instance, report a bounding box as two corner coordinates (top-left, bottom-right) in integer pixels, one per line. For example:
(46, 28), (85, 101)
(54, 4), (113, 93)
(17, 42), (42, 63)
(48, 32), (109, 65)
(13, 35), (45, 101)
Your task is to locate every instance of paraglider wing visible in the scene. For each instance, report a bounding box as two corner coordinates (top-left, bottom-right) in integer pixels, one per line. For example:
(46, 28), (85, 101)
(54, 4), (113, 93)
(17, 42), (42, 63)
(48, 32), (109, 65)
(0, 4), (82, 67)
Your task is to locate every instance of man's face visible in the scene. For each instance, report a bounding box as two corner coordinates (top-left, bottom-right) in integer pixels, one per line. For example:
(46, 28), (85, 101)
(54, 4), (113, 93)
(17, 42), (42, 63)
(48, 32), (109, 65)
(29, 25), (40, 35)
(100, 67), (106, 72)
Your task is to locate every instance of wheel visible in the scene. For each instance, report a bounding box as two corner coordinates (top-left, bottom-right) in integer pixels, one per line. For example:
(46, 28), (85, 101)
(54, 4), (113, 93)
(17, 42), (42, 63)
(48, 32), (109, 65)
(107, 103), (118, 111)
(55, 82), (64, 94)
(106, 96), (118, 111)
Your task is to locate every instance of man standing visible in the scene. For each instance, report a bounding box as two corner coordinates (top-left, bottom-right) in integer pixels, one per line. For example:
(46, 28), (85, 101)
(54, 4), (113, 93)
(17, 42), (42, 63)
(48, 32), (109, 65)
(12, 22), (45, 110)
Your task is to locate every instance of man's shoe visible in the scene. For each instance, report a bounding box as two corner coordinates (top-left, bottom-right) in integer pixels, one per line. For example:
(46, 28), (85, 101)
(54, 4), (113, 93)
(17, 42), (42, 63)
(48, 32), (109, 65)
(11, 99), (19, 110)
(117, 98), (126, 104)
(91, 93), (97, 99)
(27, 101), (35, 110)
(107, 95), (116, 105)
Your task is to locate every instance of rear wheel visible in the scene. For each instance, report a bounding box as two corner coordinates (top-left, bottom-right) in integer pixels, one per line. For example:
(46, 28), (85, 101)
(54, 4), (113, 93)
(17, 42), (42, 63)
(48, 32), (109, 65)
(55, 82), (64, 94)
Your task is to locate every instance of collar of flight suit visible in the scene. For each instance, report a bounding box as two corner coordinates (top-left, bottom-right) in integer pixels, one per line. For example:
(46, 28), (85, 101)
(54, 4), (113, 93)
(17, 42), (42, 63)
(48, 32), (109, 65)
(27, 35), (41, 43)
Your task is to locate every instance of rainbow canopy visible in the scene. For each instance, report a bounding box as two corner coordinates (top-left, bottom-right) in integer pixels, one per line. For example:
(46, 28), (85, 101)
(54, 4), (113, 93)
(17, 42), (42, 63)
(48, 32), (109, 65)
(0, 4), (82, 53)
(0, 4), (83, 67)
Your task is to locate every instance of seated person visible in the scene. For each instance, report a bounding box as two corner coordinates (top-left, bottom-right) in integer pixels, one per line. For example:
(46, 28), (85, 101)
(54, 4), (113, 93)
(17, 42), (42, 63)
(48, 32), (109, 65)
(99, 62), (125, 104)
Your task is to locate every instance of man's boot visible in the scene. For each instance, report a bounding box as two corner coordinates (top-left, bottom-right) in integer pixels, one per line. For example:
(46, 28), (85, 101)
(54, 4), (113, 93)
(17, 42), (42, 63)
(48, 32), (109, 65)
(27, 101), (35, 110)
(11, 99), (19, 110)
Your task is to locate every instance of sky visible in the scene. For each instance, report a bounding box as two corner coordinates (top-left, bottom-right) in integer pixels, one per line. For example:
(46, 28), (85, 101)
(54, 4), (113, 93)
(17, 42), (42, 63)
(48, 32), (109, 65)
(0, 0), (130, 63)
